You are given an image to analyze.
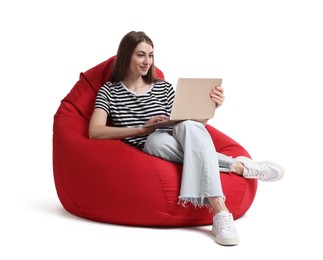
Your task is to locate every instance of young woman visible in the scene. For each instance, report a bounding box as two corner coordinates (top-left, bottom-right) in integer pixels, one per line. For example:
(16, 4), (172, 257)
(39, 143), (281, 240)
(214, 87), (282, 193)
(89, 31), (284, 246)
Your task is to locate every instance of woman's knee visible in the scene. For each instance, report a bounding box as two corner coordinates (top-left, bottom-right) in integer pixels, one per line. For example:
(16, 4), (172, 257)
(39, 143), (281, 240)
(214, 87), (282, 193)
(173, 120), (204, 135)
(143, 131), (183, 162)
(144, 132), (163, 154)
(177, 120), (202, 129)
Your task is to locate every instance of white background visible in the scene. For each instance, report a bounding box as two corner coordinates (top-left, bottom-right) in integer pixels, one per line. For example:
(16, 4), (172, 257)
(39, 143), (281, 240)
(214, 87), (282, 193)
(1, 0), (322, 259)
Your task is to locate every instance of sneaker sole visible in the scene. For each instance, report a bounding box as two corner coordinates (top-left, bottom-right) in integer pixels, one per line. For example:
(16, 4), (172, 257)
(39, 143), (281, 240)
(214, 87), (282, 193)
(212, 228), (240, 246)
(237, 156), (285, 182)
(214, 235), (240, 246)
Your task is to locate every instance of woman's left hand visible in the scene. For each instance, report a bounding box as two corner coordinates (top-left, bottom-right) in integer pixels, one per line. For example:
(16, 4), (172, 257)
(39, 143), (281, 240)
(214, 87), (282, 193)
(210, 86), (225, 108)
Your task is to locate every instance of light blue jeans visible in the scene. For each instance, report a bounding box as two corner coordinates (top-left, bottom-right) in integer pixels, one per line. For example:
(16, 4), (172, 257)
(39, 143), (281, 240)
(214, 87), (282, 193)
(142, 120), (235, 207)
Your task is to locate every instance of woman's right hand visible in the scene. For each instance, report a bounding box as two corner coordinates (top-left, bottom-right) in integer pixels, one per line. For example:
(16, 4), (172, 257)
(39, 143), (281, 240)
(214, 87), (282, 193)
(144, 115), (169, 128)
(140, 115), (169, 134)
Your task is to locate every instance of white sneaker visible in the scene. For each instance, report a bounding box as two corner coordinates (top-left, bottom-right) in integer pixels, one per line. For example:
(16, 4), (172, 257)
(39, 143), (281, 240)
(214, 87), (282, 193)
(212, 211), (239, 246)
(235, 156), (284, 182)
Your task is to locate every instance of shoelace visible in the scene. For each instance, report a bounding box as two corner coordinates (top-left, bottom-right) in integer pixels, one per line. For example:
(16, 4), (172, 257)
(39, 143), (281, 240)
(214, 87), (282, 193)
(244, 163), (267, 179)
(217, 214), (234, 230)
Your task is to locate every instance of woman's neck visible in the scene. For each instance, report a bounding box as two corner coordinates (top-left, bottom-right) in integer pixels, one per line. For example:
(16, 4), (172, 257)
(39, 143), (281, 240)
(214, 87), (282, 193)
(122, 77), (150, 94)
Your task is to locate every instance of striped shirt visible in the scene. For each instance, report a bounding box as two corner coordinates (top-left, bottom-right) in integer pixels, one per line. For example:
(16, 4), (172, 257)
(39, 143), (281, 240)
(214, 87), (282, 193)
(94, 80), (175, 149)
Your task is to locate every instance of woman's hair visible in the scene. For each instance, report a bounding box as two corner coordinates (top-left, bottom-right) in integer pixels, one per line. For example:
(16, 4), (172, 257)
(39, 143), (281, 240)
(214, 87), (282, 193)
(110, 31), (157, 83)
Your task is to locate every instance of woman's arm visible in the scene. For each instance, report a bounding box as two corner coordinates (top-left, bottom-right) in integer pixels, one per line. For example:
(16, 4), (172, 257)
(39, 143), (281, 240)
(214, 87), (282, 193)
(88, 108), (167, 140)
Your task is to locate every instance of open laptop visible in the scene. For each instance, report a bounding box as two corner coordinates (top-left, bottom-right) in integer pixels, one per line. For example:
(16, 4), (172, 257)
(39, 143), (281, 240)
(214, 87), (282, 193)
(145, 78), (222, 129)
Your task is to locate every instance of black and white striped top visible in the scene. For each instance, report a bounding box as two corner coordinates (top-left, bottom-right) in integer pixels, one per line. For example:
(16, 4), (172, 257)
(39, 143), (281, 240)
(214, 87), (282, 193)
(94, 80), (175, 149)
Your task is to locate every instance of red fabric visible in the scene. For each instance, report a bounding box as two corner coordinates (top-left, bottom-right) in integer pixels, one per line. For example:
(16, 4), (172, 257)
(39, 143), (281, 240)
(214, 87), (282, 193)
(52, 56), (257, 226)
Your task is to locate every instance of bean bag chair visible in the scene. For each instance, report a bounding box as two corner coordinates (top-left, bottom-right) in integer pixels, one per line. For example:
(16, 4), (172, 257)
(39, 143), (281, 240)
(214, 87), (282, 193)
(52, 56), (257, 227)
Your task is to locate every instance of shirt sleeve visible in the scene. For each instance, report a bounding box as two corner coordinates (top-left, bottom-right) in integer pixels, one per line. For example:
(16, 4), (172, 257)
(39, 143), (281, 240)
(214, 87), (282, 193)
(94, 83), (110, 115)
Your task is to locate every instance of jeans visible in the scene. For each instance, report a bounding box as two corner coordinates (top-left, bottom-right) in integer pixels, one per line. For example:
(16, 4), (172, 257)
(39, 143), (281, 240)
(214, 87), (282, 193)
(142, 120), (235, 207)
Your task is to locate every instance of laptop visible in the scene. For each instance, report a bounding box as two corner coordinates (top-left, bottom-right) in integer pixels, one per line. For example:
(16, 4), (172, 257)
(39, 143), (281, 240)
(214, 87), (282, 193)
(145, 78), (222, 129)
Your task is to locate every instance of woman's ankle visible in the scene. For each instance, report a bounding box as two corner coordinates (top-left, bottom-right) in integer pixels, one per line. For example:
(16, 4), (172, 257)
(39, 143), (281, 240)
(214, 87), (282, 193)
(230, 162), (244, 175)
(208, 197), (229, 213)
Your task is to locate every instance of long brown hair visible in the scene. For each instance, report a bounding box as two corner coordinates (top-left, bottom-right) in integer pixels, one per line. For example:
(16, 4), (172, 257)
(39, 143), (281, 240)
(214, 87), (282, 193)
(110, 31), (157, 83)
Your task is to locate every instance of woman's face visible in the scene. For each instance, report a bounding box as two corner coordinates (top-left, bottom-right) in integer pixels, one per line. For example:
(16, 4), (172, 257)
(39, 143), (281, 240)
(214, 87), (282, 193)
(129, 41), (154, 77)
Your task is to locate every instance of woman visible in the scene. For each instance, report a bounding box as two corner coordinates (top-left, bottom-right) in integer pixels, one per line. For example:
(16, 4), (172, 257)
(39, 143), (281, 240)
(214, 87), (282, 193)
(89, 31), (284, 246)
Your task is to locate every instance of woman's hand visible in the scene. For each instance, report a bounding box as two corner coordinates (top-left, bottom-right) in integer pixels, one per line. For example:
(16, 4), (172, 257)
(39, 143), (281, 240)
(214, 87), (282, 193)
(210, 86), (225, 108)
(144, 115), (169, 128)
(141, 115), (170, 134)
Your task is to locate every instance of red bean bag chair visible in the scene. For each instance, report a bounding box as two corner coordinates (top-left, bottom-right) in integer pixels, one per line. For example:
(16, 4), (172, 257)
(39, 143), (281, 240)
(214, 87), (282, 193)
(52, 56), (257, 226)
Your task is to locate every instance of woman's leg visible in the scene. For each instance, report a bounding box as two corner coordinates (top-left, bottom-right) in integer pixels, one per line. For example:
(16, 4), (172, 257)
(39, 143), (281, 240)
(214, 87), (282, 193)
(144, 122), (236, 206)
(144, 124), (226, 206)
(143, 122), (239, 246)
(172, 120), (225, 206)
(172, 121), (239, 246)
